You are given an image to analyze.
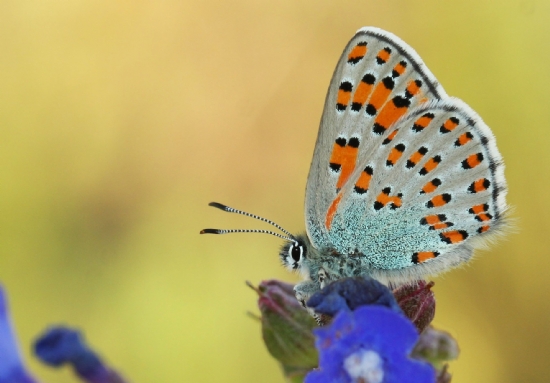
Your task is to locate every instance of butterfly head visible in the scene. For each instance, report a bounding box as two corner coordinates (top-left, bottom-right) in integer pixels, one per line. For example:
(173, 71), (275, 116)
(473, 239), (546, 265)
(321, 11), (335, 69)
(279, 234), (310, 272)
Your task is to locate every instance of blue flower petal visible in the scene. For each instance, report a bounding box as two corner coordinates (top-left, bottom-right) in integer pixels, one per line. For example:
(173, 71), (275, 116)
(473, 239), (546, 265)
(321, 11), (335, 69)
(306, 277), (402, 317)
(0, 285), (40, 383)
(305, 306), (435, 383)
(34, 327), (126, 383)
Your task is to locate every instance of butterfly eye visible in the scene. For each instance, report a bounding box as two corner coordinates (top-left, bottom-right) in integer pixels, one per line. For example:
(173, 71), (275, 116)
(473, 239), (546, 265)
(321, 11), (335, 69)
(290, 243), (304, 262)
(279, 237), (308, 271)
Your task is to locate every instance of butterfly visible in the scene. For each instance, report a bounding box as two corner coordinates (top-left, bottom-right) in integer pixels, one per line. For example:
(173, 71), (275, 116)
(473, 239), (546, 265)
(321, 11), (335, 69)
(201, 27), (507, 307)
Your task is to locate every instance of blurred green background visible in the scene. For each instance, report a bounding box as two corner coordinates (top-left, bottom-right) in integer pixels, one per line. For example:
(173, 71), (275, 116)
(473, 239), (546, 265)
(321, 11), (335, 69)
(0, 0), (548, 382)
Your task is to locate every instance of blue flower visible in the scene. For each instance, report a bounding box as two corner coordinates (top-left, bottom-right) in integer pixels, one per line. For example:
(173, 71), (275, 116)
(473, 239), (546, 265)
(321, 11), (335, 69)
(305, 305), (435, 383)
(34, 327), (127, 383)
(0, 285), (40, 383)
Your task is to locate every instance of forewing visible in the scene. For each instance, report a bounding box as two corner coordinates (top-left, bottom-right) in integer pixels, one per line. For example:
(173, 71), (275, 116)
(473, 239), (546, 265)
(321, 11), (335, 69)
(305, 27), (447, 249)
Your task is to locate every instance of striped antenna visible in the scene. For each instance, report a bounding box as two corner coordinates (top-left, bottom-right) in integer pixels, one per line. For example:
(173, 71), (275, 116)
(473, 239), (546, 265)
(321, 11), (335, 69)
(200, 202), (296, 242)
(200, 228), (295, 242)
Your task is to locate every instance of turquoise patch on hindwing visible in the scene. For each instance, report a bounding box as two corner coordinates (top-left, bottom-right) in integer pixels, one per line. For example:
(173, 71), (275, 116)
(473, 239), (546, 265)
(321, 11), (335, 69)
(326, 199), (443, 270)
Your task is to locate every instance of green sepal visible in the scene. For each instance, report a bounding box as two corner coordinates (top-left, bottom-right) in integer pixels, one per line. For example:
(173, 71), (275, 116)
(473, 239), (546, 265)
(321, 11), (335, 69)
(249, 280), (318, 381)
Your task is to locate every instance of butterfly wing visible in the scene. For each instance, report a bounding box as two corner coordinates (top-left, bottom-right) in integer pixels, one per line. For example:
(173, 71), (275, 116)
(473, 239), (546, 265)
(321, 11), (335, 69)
(305, 27), (446, 248)
(305, 27), (507, 284)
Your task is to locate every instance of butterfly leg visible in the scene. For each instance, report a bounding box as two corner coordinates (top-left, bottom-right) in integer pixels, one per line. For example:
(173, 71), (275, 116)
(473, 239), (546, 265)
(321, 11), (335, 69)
(294, 280), (321, 309)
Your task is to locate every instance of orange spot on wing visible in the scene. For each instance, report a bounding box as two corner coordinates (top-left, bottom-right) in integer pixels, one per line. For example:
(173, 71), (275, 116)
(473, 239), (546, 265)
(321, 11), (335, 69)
(432, 222), (451, 230)
(424, 214), (444, 225)
(441, 230), (468, 244)
(414, 115), (433, 129)
(382, 129), (399, 145)
(393, 62), (406, 76)
(355, 168), (372, 191)
(456, 132), (473, 146)
(377, 48), (391, 63)
(352, 81), (374, 107)
(329, 142), (346, 167)
(336, 147), (358, 189)
(442, 117), (459, 132)
(337, 88), (352, 109)
(376, 191), (402, 208)
(369, 82), (392, 113)
(470, 204), (488, 214)
(374, 99), (409, 132)
(476, 213), (492, 222)
(387, 146), (404, 165)
(348, 44), (367, 62)
(390, 195), (402, 208)
(376, 192), (390, 206)
(422, 183), (437, 193)
(429, 194), (450, 207)
(422, 157), (441, 173)
(412, 113), (435, 134)
(415, 251), (438, 263)
(325, 194), (342, 229)
(408, 150), (425, 165)
(478, 225), (490, 233)
(471, 178), (490, 193)
(329, 140), (360, 190)
(465, 153), (483, 168)
(406, 80), (421, 96)
(421, 179), (441, 194)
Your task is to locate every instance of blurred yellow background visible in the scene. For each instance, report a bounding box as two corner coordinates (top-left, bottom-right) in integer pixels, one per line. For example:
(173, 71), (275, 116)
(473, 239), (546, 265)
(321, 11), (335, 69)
(0, 0), (548, 382)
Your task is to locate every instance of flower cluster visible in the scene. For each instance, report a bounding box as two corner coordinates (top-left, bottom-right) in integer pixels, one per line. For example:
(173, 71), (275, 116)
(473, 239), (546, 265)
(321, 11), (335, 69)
(254, 277), (458, 383)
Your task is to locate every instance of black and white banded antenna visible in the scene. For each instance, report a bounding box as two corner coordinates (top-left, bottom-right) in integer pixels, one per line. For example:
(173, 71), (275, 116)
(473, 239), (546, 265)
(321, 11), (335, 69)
(200, 202), (296, 242)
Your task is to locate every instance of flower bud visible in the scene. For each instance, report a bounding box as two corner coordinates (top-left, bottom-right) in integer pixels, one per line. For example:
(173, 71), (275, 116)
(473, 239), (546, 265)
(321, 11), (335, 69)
(412, 326), (459, 369)
(249, 280), (318, 381)
(393, 281), (436, 333)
